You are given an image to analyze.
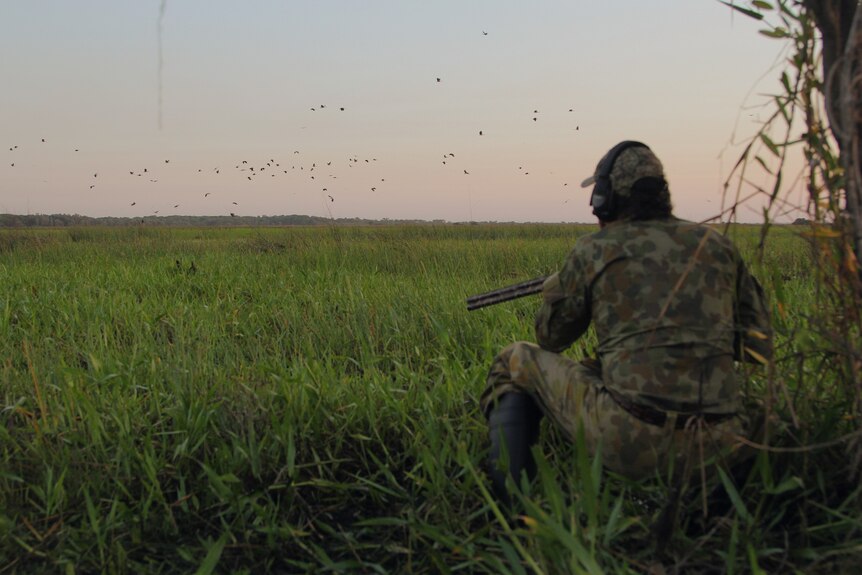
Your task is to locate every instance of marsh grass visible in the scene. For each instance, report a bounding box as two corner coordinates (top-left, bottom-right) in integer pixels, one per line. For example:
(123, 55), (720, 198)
(1, 224), (858, 573)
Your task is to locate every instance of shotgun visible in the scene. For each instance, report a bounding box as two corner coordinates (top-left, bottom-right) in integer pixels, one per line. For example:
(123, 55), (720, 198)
(466, 275), (548, 311)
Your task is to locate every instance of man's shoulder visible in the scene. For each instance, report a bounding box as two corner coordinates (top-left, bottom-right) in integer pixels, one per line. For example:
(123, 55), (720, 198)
(595, 217), (733, 244)
(576, 217), (739, 262)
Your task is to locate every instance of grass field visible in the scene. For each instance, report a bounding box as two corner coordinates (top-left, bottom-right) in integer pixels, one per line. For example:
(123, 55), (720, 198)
(1, 223), (858, 574)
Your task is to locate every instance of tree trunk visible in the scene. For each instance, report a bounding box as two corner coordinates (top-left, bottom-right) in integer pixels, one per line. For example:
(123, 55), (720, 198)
(805, 0), (862, 282)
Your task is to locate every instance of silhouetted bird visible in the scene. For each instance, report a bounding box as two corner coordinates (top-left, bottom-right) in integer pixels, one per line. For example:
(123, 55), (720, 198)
(205, 192), (211, 197)
(165, 160), (169, 163)
(131, 202), (136, 206)
(231, 212), (237, 217)
(483, 31), (488, 35)
(464, 170), (469, 174)
(174, 204), (179, 208)
(340, 107), (345, 111)
(436, 78), (441, 82)
(479, 130), (483, 136)
(232, 202), (238, 205)
(328, 195), (334, 202)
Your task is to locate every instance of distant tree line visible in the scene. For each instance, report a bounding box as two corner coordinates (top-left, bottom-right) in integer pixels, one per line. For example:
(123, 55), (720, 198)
(0, 213), (453, 228)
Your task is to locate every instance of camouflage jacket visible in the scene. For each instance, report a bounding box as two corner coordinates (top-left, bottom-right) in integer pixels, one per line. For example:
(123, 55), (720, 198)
(535, 217), (772, 415)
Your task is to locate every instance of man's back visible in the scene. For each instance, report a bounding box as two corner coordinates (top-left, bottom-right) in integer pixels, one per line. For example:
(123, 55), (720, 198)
(540, 217), (770, 415)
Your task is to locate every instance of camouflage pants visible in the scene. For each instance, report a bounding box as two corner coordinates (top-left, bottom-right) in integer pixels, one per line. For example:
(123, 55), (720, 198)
(481, 341), (759, 479)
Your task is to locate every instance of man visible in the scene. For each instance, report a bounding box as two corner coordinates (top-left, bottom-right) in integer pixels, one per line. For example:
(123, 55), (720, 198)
(482, 141), (772, 506)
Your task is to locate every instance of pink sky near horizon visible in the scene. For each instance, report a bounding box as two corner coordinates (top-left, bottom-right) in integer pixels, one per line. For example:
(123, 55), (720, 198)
(0, 1), (808, 224)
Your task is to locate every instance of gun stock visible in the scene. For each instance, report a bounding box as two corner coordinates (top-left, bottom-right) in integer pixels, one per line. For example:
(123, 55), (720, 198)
(466, 275), (548, 311)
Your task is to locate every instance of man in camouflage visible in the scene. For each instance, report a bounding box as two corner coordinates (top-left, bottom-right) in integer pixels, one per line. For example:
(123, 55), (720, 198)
(483, 141), (772, 506)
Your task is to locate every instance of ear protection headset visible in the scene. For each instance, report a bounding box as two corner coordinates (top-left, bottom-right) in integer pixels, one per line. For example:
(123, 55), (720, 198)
(589, 140), (649, 220)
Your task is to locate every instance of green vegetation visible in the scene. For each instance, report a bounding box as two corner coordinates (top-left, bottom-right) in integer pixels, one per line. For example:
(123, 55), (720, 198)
(1, 224), (858, 573)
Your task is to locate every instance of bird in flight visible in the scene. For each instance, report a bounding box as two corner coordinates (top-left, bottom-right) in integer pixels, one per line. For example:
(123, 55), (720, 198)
(204, 192), (211, 197)
(327, 195), (334, 202)
(131, 202), (136, 206)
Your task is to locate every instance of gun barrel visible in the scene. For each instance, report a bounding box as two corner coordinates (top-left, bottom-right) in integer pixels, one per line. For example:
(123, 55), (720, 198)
(466, 275), (547, 311)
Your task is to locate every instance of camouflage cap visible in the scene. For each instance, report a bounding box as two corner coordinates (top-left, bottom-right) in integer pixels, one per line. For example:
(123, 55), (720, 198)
(580, 144), (665, 199)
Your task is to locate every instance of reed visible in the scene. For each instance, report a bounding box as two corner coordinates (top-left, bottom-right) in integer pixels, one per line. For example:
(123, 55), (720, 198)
(1, 223), (856, 573)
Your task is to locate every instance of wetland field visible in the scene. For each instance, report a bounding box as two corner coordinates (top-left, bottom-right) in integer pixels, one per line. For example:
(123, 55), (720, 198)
(2, 223), (858, 574)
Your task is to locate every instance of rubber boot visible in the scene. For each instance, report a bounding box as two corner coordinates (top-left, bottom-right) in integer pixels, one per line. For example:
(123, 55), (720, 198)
(487, 393), (542, 510)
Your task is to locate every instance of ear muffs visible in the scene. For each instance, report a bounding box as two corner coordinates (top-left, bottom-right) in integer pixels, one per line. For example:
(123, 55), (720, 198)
(590, 141), (649, 220)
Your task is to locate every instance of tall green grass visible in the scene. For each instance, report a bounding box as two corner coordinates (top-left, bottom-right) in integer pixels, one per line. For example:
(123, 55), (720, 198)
(1, 224), (857, 573)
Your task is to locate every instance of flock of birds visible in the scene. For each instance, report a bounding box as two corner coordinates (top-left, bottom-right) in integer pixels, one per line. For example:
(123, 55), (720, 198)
(6, 31), (584, 221)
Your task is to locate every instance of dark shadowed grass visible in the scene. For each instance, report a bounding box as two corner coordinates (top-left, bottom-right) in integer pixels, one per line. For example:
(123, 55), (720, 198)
(1, 224), (858, 573)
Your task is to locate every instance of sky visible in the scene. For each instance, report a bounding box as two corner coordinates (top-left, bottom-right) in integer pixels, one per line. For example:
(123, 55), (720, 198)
(0, 1), (807, 223)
